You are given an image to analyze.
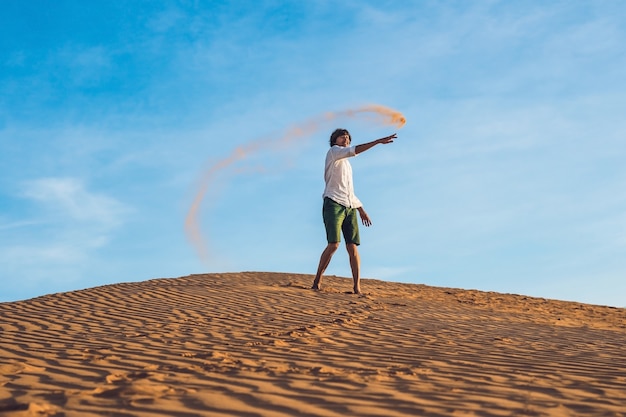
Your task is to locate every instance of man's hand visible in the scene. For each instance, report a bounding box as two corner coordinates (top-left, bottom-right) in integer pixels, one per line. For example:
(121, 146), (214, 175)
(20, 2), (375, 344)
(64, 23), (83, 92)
(357, 207), (372, 227)
(377, 133), (397, 144)
(355, 133), (397, 154)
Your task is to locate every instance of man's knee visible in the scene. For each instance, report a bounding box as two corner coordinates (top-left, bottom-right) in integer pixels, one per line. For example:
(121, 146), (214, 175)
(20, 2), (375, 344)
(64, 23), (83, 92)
(327, 242), (340, 252)
(345, 242), (358, 254)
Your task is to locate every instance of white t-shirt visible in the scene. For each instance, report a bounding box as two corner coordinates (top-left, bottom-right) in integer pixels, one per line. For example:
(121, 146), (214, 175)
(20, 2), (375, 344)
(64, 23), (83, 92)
(322, 145), (362, 209)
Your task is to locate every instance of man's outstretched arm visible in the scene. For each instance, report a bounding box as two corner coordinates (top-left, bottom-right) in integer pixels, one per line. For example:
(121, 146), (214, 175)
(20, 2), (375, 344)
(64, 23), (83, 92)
(355, 133), (397, 155)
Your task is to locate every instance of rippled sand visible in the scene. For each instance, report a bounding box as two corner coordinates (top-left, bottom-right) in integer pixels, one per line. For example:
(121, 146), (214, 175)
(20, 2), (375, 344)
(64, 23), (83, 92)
(1, 272), (625, 416)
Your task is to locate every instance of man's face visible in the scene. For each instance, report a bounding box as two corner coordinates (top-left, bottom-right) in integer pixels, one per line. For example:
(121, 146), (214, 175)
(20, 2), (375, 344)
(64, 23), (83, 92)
(336, 134), (350, 147)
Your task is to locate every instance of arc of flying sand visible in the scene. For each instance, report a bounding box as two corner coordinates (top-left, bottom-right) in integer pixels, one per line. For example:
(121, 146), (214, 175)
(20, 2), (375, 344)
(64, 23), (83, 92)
(185, 104), (406, 263)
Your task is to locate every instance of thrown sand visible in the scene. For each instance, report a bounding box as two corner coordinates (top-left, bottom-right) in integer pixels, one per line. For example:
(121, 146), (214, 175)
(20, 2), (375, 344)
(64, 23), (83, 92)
(1, 272), (625, 416)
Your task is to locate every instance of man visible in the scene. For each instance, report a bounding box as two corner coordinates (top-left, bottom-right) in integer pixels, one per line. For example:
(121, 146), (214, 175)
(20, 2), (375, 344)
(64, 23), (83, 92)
(312, 128), (397, 294)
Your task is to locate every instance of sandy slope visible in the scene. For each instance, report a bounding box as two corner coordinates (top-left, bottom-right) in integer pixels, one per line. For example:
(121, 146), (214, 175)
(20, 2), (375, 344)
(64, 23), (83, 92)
(1, 272), (625, 416)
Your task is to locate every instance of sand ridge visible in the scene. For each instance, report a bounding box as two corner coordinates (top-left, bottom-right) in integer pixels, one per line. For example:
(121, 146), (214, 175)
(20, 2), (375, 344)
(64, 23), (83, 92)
(1, 272), (625, 416)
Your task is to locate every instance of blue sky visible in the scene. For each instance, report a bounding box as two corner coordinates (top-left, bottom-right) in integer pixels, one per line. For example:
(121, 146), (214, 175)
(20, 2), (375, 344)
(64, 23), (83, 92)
(1, 1), (625, 307)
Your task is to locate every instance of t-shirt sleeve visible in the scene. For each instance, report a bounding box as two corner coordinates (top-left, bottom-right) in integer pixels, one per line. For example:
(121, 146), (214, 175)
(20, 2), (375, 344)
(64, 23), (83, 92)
(329, 145), (357, 161)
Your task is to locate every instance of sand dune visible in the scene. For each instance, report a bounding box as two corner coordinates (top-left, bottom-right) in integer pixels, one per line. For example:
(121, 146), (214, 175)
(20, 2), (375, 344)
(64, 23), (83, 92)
(1, 272), (625, 416)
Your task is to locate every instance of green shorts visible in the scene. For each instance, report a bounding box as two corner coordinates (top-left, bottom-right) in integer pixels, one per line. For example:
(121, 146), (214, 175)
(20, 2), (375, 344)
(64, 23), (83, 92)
(322, 197), (360, 245)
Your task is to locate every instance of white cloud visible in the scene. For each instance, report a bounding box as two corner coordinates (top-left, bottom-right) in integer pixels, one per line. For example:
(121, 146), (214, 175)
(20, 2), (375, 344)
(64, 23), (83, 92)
(0, 243), (85, 265)
(0, 178), (131, 298)
(0, 219), (41, 231)
(21, 177), (129, 228)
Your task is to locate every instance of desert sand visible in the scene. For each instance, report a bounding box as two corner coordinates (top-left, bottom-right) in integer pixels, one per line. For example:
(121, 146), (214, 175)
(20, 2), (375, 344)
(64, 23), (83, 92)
(1, 272), (625, 416)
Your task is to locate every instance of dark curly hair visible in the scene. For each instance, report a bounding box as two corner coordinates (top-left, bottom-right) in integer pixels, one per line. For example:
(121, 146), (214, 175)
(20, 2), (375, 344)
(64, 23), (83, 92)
(329, 128), (351, 147)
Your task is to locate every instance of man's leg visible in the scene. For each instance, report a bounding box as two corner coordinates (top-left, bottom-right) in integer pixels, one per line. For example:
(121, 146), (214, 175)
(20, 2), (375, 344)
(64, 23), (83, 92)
(346, 243), (361, 294)
(312, 242), (339, 290)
